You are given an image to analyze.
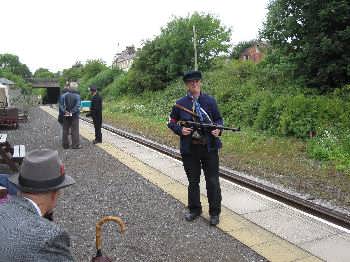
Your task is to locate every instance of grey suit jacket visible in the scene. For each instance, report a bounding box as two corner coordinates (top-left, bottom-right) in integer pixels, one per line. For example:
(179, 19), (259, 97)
(0, 196), (74, 262)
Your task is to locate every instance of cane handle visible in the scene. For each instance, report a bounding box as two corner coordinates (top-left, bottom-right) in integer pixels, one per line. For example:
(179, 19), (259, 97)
(95, 216), (126, 251)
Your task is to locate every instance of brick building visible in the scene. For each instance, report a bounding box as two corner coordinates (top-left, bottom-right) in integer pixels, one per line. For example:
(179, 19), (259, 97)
(239, 43), (265, 63)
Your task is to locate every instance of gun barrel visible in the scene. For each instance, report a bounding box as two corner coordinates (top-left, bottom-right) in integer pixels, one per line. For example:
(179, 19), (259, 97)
(218, 126), (241, 132)
(179, 121), (240, 132)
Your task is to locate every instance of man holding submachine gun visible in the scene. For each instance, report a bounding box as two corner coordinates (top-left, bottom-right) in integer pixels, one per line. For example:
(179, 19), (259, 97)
(168, 70), (239, 226)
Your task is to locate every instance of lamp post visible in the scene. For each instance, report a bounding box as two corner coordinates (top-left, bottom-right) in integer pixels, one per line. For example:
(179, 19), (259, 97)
(193, 25), (198, 70)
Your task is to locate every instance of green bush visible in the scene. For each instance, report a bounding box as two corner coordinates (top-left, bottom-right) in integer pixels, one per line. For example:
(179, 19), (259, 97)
(278, 95), (318, 138)
(91, 68), (121, 89)
(254, 94), (287, 132)
(205, 60), (257, 101)
(316, 96), (350, 130)
(239, 92), (265, 127)
(307, 129), (350, 173)
(102, 73), (129, 99)
(79, 68), (122, 99)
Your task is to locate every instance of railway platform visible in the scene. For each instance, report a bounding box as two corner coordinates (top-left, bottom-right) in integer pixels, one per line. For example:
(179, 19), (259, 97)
(7, 106), (350, 261)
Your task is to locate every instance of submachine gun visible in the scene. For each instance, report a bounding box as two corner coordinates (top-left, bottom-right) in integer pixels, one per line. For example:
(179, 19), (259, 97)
(178, 120), (240, 132)
(174, 104), (240, 133)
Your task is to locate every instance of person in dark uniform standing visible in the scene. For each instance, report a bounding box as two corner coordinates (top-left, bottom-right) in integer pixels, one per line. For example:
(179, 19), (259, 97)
(88, 85), (102, 144)
(168, 70), (223, 226)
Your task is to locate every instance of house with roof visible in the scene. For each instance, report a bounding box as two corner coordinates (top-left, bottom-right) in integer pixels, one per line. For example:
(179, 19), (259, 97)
(0, 78), (15, 88)
(239, 43), (267, 63)
(113, 46), (136, 71)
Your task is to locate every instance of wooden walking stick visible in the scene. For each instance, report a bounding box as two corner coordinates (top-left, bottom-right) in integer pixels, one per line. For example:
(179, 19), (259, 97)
(91, 216), (126, 262)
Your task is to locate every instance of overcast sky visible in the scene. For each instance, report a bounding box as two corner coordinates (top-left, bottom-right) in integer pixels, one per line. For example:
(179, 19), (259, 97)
(2, 0), (269, 73)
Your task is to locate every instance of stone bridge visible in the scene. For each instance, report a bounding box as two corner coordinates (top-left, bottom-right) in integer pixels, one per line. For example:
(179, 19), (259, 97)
(28, 78), (60, 104)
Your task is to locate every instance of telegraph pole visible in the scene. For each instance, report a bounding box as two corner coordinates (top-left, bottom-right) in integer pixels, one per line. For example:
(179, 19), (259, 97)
(193, 25), (198, 70)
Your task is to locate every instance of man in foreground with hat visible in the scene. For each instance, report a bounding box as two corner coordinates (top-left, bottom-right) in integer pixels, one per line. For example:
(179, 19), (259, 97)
(167, 70), (223, 226)
(87, 85), (103, 144)
(0, 149), (75, 261)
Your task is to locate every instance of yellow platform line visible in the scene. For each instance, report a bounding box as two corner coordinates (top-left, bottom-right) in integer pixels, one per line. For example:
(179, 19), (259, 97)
(41, 106), (322, 262)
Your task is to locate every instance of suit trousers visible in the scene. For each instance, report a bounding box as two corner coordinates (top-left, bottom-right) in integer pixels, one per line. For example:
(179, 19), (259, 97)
(62, 116), (80, 148)
(181, 144), (221, 216)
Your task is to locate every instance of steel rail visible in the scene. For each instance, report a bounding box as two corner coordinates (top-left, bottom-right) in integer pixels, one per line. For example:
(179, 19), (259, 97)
(81, 116), (350, 230)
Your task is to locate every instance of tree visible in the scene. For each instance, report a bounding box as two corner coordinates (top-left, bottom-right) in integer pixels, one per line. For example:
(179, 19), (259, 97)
(260, 0), (350, 90)
(33, 68), (55, 79)
(0, 53), (31, 78)
(161, 12), (232, 71)
(61, 61), (84, 84)
(129, 12), (231, 92)
(82, 59), (107, 80)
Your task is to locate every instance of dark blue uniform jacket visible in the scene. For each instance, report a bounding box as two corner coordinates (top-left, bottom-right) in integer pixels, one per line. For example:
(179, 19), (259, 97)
(90, 93), (102, 121)
(168, 93), (223, 154)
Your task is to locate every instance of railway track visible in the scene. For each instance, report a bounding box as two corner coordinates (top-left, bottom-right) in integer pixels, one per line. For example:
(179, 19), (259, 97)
(81, 116), (350, 230)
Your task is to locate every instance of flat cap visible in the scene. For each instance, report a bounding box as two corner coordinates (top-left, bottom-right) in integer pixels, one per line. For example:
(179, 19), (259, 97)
(89, 85), (97, 92)
(183, 70), (202, 82)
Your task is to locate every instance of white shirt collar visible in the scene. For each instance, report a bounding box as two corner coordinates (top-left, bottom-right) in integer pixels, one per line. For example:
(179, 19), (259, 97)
(23, 197), (42, 216)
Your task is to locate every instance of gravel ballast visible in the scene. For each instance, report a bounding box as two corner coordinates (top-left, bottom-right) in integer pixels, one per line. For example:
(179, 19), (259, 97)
(3, 106), (266, 262)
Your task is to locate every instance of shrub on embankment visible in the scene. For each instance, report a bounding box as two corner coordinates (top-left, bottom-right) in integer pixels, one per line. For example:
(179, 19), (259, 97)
(207, 61), (350, 172)
(100, 59), (350, 173)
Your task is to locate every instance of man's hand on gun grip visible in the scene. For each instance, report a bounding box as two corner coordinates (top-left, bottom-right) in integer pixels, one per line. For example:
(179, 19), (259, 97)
(182, 127), (193, 136)
(211, 128), (220, 137)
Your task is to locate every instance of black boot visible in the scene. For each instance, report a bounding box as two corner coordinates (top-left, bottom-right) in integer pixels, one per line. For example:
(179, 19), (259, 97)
(210, 215), (220, 226)
(184, 211), (201, 221)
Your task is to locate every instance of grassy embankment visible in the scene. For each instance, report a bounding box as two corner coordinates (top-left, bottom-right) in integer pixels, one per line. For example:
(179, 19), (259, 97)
(102, 61), (350, 206)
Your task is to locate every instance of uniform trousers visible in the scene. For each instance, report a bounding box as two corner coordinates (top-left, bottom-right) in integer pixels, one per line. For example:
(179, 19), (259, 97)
(181, 144), (222, 216)
(93, 116), (102, 142)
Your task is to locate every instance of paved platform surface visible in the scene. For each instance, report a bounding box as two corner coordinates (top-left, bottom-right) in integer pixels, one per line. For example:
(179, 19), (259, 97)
(41, 106), (350, 262)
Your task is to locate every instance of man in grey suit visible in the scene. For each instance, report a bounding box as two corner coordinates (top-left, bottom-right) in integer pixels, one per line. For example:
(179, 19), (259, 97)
(60, 82), (81, 149)
(0, 149), (76, 261)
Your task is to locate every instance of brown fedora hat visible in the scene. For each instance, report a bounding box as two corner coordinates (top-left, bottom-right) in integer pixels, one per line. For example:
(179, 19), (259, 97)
(9, 149), (75, 193)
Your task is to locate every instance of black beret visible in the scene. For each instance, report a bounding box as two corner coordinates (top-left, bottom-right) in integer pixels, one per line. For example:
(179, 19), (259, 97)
(183, 70), (202, 82)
